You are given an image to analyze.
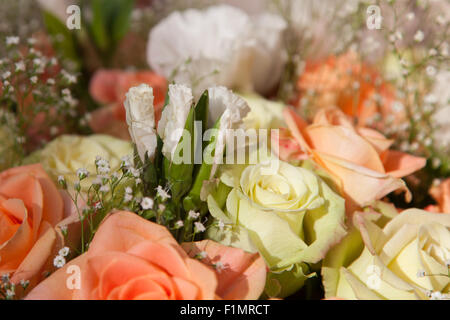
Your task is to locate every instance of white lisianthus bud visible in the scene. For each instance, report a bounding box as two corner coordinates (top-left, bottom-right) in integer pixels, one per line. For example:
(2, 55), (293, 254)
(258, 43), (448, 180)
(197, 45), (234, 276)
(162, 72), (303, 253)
(207, 86), (250, 175)
(157, 84), (194, 161)
(124, 84), (157, 162)
(208, 86), (250, 128)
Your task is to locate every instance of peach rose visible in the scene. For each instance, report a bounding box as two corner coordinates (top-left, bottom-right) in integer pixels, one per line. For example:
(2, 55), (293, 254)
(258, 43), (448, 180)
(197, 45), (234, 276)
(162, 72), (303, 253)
(26, 211), (266, 300)
(89, 70), (167, 139)
(297, 51), (401, 128)
(273, 107), (426, 209)
(0, 164), (72, 288)
(427, 178), (450, 214)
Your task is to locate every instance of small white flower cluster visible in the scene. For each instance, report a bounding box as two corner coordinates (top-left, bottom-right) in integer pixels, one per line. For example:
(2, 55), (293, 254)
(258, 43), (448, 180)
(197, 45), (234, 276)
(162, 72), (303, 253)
(95, 156), (111, 174)
(175, 220), (184, 229)
(76, 168), (89, 180)
(141, 197), (154, 210)
(213, 261), (227, 273)
(187, 211), (208, 234)
(119, 155), (143, 185)
(124, 186), (134, 203)
(61, 69), (77, 84)
(195, 251), (207, 260)
(0, 277), (31, 300)
(188, 210), (200, 220)
(57, 175), (67, 189)
(59, 225), (68, 237)
(414, 30), (425, 43)
(15, 61), (25, 72)
(53, 247), (70, 269)
(62, 88), (78, 108)
(156, 185), (171, 202)
(99, 184), (110, 194)
(6, 36), (19, 46)
(194, 221), (206, 233)
(0, 273), (20, 299)
(121, 155), (133, 169)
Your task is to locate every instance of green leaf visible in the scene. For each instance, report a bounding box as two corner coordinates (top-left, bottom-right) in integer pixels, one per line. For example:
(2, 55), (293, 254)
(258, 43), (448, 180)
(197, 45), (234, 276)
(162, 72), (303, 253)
(163, 107), (196, 203)
(111, 0), (134, 46)
(183, 116), (221, 213)
(90, 0), (110, 51)
(137, 135), (164, 196)
(194, 90), (209, 133)
(86, 0), (134, 57)
(42, 11), (80, 67)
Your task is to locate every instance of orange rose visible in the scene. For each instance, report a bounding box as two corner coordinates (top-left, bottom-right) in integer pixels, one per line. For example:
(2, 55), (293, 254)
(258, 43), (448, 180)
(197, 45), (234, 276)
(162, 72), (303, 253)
(297, 51), (401, 128)
(26, 211), (266, 300)
(273, 107), (426, 210)
(427, 178), (450, 213)
(89, 70), (167, 139)
(0, 164), (72, 288)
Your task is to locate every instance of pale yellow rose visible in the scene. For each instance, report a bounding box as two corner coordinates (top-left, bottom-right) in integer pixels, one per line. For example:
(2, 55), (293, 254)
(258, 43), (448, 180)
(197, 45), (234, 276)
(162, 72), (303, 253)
(323, 208), (450, 300)
(208, 159), (347, 297)
(25, 135), (133, 190)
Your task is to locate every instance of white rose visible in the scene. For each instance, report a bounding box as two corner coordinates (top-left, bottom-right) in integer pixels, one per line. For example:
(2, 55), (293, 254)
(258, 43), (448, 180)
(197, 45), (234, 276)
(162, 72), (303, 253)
(157, 84), (194, 161)
(124, 84), (157, 162)
(147, 5), (286, 97)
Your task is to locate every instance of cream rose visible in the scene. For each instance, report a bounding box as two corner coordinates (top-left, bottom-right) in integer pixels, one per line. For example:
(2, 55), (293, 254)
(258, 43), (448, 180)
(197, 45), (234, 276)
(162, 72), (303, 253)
(25, 135), (133, 190)
(240, 93), (286, 130)
(207, 160), (346, 297)
(323, 208), (450, 300)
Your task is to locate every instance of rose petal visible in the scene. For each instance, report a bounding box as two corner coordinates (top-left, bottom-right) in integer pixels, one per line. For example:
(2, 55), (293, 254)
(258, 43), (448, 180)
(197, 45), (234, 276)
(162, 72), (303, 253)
(182, 240), (266, 300)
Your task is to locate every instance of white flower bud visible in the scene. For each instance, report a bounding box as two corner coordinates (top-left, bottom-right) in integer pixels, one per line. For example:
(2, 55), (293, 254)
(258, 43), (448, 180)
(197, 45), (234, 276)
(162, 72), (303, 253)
(124, 84), (157, 162)
(207, 86), (250, 175)
(157, 84), (193, 160)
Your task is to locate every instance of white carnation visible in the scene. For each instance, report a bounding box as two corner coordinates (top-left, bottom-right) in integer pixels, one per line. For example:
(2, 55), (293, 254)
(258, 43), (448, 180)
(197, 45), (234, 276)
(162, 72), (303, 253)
(147, 5), (286, 97)
(124, 84), (157, 162)
(157, 84), (194, 160)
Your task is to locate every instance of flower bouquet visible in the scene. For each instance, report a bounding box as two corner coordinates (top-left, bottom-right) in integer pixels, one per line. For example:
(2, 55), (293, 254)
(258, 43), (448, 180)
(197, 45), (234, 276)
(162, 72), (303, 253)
(0, 0), (449, 301)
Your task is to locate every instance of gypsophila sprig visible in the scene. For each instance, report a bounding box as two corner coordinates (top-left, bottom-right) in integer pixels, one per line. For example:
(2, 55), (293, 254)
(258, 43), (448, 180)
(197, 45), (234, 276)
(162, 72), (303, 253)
(0, 35), (82, 159)
(0, 272), (30, 300)
(63, 153), (149, 254)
